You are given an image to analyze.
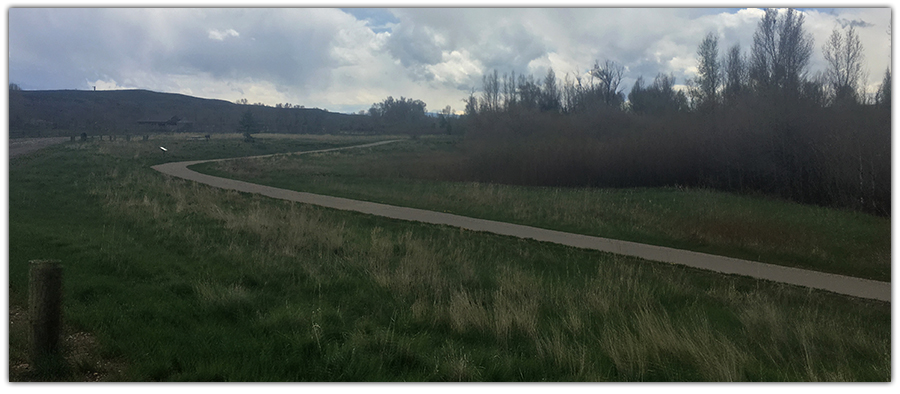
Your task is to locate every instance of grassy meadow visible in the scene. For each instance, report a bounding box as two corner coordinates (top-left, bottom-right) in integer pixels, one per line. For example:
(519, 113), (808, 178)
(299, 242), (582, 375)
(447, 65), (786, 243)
(8, 134), (891, 381)
(193, 137), (891, 282)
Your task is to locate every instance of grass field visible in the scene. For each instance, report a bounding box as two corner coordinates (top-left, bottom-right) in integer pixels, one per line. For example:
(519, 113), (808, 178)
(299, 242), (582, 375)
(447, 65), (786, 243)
(8, 134), (891, 381)
(193, 137), (891, 282)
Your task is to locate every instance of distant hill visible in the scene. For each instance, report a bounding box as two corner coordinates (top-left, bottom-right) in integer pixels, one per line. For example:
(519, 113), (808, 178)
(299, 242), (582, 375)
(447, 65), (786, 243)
(8, 89), (378, 138)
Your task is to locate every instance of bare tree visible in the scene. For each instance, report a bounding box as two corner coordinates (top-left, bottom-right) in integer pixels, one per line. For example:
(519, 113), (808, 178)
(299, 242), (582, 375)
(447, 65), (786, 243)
(463, 88), (479, 116)
(723, 44), (748, 106)
(517, 73), (541, 111)
(875, 67), (891, 108)
(502, 70), (517, 110)
(691, 32), (721, 111)
(540, 68), (561, 112)
(749, 8), (778, 91)
(591, 60), (625, 107)
(562, 72), (576, 113)
(750, 8), (813, 97)
(822, 26), (865, 105)
(628, 73), (689, 115)
(481, 70), (501, 113)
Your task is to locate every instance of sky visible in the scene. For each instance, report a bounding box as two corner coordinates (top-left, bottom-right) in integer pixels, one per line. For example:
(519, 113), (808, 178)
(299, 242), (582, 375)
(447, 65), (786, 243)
(5, 2), (893, 115)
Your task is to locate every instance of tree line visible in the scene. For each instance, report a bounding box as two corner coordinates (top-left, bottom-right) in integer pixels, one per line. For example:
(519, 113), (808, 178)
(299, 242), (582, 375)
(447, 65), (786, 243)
(458, 8), (890, 216)
(366, 95), (461, 136)
(467, 9), (888, 116)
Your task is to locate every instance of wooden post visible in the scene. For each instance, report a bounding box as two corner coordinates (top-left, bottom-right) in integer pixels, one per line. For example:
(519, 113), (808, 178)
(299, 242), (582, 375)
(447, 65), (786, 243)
(29, 260), (63, 363)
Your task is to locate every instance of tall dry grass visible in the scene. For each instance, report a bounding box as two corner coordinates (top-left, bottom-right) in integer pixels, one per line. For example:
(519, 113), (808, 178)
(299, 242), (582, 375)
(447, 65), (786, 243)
(81, 154), (890, 381)
(205, 143), (889, 281)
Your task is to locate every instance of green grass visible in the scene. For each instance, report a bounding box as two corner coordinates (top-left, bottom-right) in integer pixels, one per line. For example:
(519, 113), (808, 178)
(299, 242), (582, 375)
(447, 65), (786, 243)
(8, 135), (891, 381)
(191, 138), (891, 282)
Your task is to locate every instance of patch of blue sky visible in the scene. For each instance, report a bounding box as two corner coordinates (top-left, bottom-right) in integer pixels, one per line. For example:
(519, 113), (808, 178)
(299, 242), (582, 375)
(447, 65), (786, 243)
(340, 8), (399, 33)
(683, 8), (744, 16)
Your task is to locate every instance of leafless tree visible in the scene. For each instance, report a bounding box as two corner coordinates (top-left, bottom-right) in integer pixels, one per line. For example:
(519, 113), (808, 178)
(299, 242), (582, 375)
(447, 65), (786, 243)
(517, 73), (541, 110)
(481, 70), (501, 113)
(822, 26), (865, 105)
(463, 88), (479, 116)
(540, 68), (561, 112)
(723, 44), (748, 106)
(628, 73), (689, 114)
(591, 60), (625, 107)
(750, 8), (813, 97)
(875, 68), (891, 108)
(691, 32), (721, 111)
(502, 71), (517, 110)
(562, 72), (577, 113)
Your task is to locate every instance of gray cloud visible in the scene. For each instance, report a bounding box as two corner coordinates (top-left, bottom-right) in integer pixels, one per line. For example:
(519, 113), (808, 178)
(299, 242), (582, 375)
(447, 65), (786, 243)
(384, 23), (445, 67)
(474, 23), (549, 73)
(837, 18), (875, 29)
(8, 8), (350, 92)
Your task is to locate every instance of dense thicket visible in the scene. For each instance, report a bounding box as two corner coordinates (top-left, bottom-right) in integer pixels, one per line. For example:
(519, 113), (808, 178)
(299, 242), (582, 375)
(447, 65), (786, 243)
(459, 8), (890, 216)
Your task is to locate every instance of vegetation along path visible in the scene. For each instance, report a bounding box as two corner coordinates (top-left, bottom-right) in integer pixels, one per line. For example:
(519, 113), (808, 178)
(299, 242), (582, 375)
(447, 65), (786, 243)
(152, 140), (890, 302)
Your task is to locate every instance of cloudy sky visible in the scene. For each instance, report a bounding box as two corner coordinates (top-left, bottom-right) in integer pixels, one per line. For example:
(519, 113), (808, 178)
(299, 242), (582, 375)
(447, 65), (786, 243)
(6, 2), (892, 114)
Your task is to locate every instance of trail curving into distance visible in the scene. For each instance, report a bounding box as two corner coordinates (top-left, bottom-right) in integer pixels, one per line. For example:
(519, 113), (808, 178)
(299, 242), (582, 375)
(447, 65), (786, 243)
(152, 140), (891, 302)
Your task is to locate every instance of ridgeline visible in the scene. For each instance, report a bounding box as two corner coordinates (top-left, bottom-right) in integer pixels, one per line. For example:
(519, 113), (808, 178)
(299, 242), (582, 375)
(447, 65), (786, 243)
(8, 89), (377, 138)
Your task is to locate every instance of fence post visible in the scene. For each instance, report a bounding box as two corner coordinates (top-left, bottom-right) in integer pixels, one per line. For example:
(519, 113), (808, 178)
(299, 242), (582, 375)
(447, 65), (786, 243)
(29, 260), (63, 364)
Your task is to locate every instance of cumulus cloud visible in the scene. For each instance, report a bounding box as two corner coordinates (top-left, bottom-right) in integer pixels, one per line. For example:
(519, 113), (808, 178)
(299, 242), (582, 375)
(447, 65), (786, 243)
(208, 28), (239, 41)
(425, 50), (485, 89)
(88, 78), (138, 91)
(384, 23), (445, 67)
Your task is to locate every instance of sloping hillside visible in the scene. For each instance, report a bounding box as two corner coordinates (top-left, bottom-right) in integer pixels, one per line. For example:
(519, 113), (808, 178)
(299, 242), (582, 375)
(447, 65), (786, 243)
(8, 89), (375, 137)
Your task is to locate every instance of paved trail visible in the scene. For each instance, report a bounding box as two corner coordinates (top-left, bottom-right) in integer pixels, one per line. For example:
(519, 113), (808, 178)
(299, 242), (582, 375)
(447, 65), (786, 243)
(153, 140), (891, 302)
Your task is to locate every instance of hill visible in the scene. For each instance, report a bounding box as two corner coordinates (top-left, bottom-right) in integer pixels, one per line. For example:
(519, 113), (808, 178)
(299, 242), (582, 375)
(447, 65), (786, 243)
(8, 89), (376, 138)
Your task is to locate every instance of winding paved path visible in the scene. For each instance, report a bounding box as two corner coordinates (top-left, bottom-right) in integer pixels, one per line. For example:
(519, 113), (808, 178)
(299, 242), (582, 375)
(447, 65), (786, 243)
(152, 140), (891, 302)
